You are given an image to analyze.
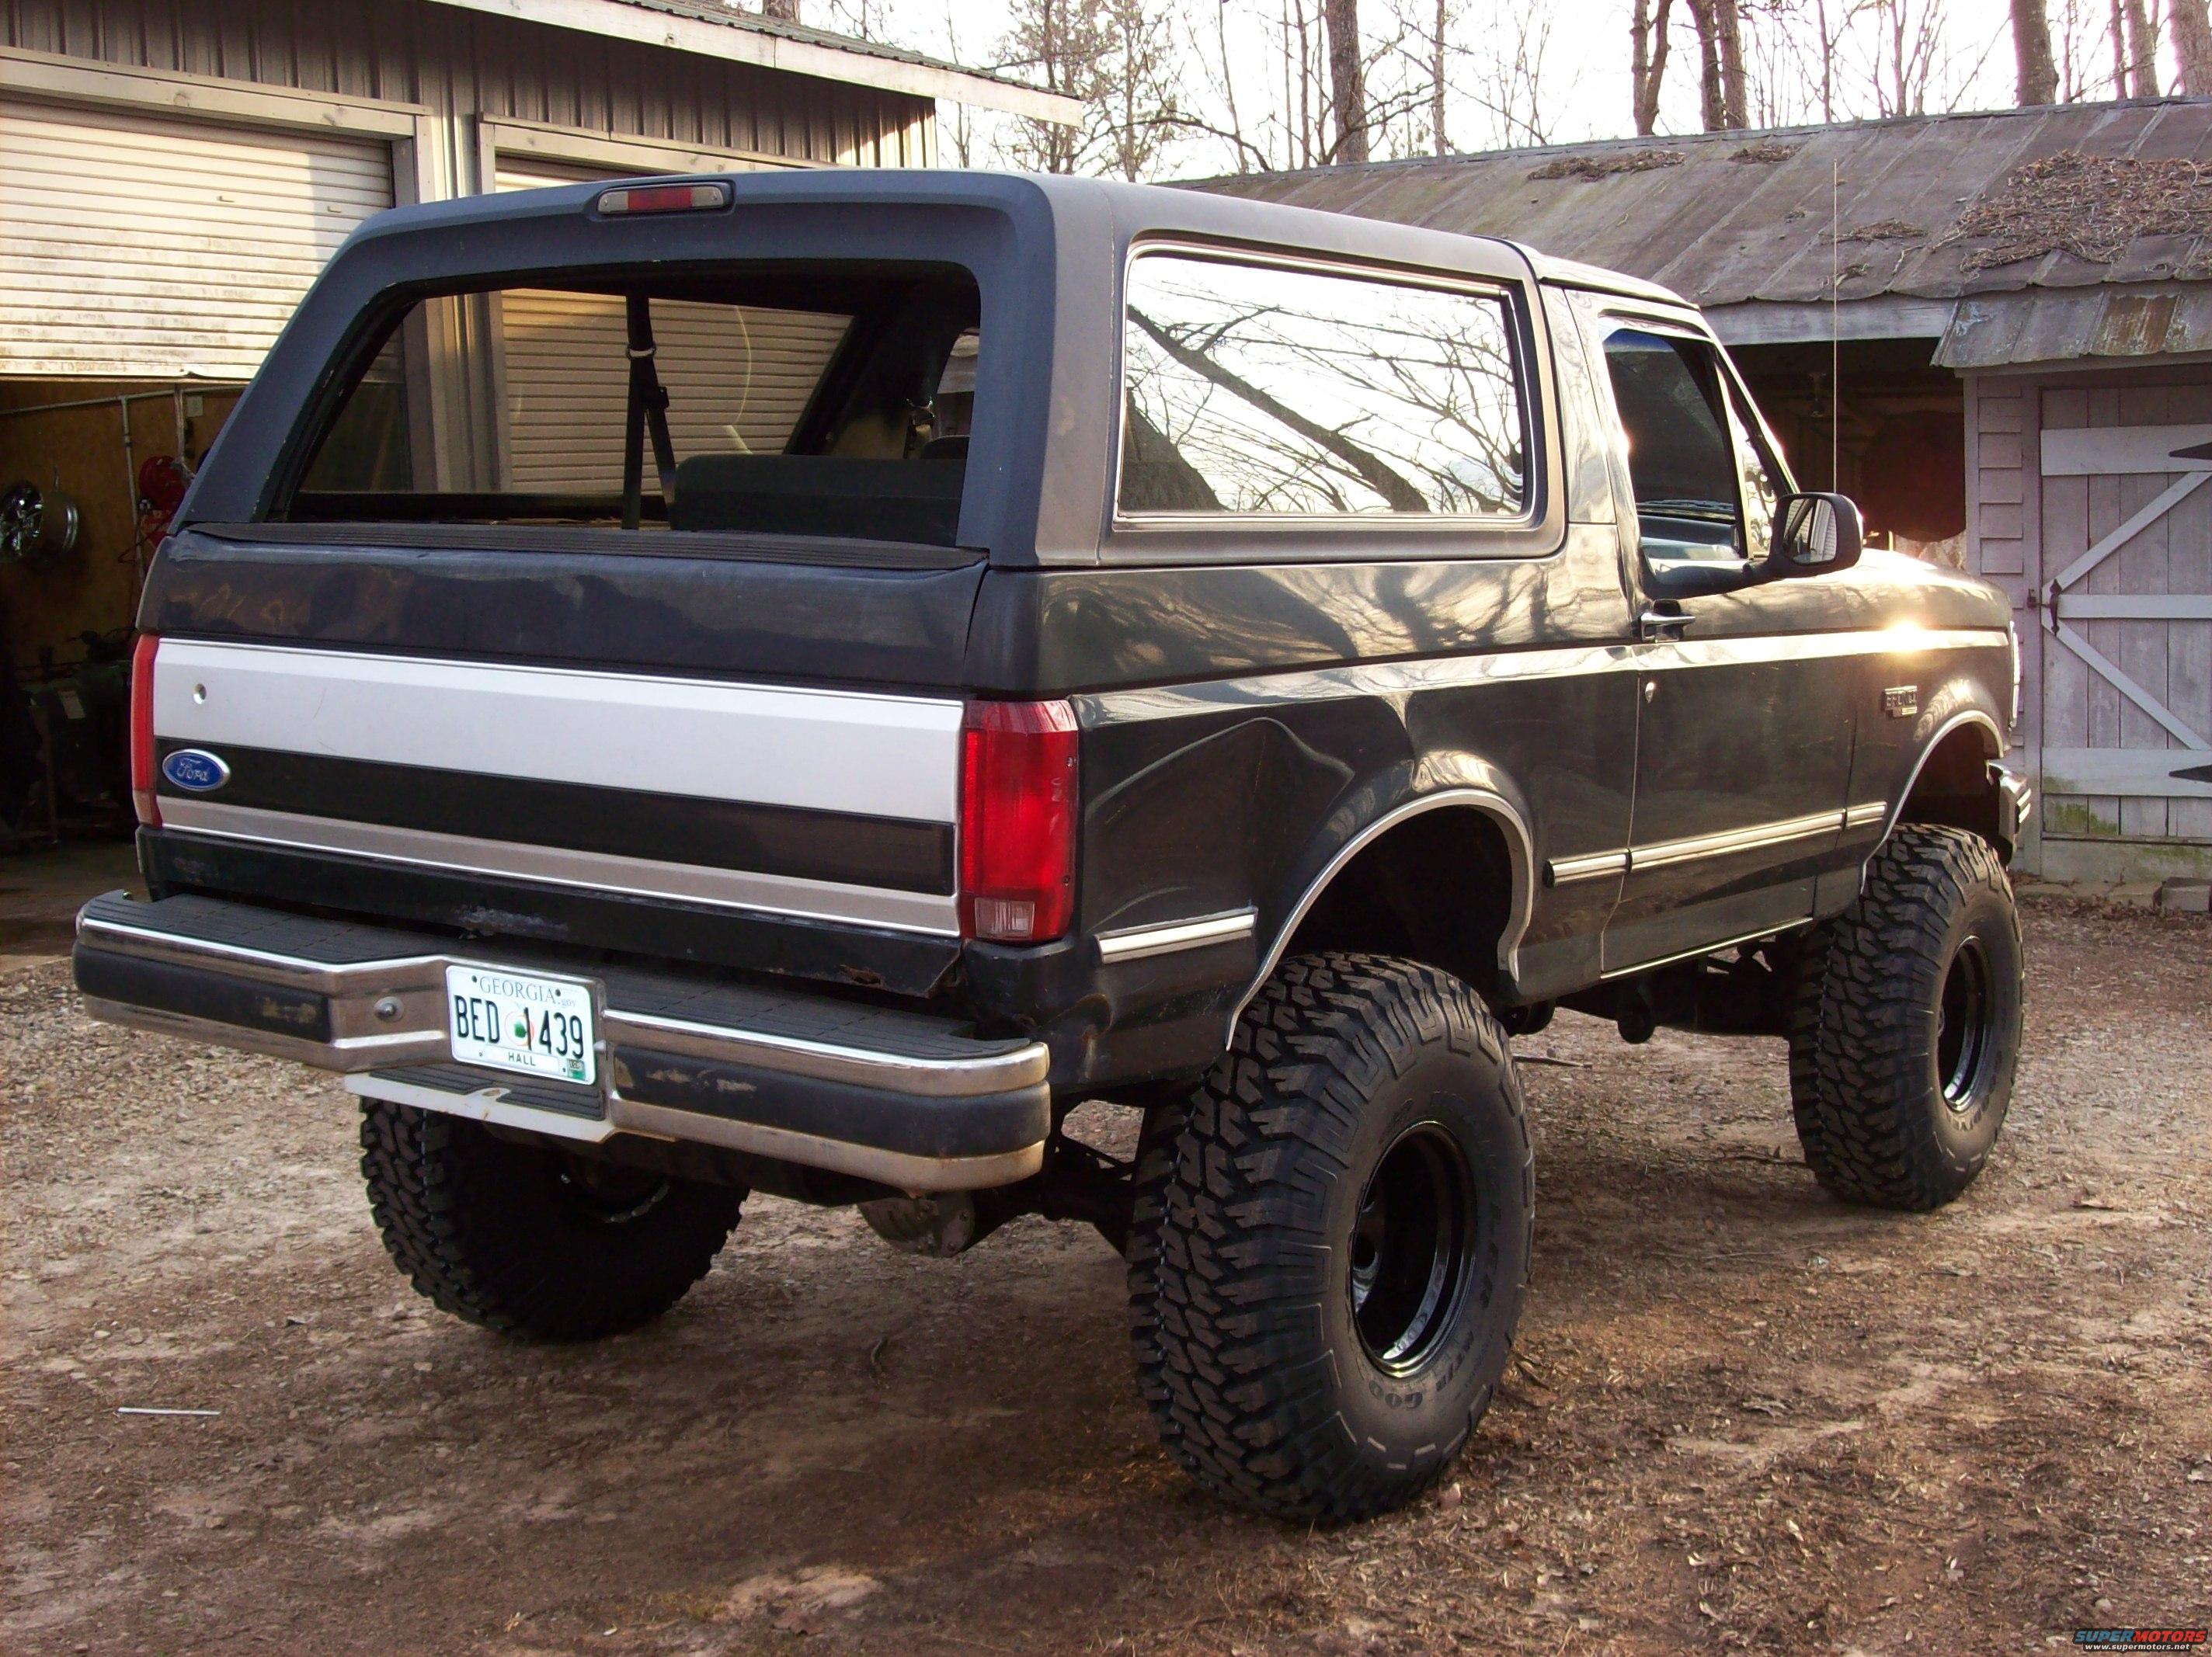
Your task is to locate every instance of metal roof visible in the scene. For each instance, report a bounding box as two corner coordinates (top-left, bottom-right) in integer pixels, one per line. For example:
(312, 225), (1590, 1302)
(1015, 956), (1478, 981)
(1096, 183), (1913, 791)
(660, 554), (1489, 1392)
(1191, 100), (2212, 366)
(423, 0), (1085, 125)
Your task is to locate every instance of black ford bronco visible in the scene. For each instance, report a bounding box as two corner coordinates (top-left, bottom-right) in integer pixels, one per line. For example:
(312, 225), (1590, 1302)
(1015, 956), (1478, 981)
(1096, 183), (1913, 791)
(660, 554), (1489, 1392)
(77, 171), (2030, 1522)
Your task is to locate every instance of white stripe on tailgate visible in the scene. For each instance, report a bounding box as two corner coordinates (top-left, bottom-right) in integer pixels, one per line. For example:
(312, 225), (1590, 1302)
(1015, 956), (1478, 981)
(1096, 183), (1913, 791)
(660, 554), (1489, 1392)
(153, 641), (962, 822)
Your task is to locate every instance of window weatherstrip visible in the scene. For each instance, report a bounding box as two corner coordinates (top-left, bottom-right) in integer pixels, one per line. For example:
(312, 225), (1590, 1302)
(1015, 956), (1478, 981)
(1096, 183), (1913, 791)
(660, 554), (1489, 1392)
(1109, 238), (1542, 533)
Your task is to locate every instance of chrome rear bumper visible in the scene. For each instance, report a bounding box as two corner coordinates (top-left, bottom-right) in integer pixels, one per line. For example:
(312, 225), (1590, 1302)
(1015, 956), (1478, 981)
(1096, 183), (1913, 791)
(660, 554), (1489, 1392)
(74, 891), (1049, 1191)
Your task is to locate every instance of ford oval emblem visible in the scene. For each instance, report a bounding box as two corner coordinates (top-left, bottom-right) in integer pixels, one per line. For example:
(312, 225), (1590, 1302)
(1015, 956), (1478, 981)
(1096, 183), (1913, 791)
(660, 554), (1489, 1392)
(160, 749), (231, 793)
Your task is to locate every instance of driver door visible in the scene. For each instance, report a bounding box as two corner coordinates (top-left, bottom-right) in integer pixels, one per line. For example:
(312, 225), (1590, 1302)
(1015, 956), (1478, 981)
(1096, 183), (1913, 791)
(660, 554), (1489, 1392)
(1588, 315), (1861, 972)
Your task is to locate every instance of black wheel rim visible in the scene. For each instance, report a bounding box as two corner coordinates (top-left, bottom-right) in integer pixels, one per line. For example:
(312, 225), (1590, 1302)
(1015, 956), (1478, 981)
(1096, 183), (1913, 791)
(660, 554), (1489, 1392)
(1936, 936), (1995, 1113)
(1348, 1124), (1476, 1376)
(557, 1155), (670, 1224)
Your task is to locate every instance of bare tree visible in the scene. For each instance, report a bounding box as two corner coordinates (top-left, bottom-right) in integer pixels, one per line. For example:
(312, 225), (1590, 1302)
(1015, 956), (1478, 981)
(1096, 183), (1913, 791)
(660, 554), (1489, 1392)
(1323, 0), (1372, 162)
(1431, 0), (1452, 153)
(1462, 7), (1557, 146)
(937, 2), (978, 165)
(1812, 0), (1840, 118)
(997, 0), (1111, 174)
(2123, 0), (2164, 89)
(1631, 0), (1676, 134)
(2049, 0), (2101, 96)
(760, 0), (801, 21)
(1096, 0), (1184, 179)
(1180, 2), (1274, 172)
(2172, 0), (2212, 89)
(818, 0), (889, 36)
(1869, 0), (1956, 114)
(1687, 0), (1751, 127)
(2012, 0), (2062, 99)
(995, 0), (1183, 181)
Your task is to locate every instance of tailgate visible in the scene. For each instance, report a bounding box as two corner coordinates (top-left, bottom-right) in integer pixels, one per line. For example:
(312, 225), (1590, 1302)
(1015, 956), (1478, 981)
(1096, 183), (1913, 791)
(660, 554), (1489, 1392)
(145, 635), (962, 935)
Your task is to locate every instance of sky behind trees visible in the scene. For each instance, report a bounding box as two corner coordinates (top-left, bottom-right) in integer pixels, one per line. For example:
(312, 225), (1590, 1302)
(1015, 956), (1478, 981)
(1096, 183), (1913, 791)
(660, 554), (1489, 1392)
(802, 0), (2196, 179)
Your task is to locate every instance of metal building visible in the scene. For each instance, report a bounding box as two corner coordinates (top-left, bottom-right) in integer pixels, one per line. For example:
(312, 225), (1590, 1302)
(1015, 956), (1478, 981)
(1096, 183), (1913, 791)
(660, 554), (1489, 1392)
(0, 0), (1076, 842)
(1201, 101), (2212, 884)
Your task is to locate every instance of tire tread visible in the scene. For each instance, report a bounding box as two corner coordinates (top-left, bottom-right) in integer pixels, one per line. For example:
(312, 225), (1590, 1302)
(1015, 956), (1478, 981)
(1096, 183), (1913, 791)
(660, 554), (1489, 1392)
(1788, 825), (2019, 1211)
(1127, 953), (1532, 1522)
(358, 1102), (736, 1341)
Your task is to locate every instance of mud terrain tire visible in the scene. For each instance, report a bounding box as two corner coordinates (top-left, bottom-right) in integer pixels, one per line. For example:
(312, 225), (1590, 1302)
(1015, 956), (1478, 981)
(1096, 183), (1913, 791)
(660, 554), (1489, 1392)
(1789, 823), (2022, 1211)
(359, 1102), (743, 1340)
(1128, 953), (1533, 1523)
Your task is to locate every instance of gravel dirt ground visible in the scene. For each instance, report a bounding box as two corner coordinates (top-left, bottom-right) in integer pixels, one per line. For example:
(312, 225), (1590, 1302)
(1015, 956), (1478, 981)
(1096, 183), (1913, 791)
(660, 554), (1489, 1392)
(3, 895), (2207, 1655)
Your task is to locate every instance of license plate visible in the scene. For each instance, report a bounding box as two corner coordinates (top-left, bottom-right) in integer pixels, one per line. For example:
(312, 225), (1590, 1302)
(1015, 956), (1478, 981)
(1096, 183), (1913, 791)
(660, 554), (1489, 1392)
(446, 964), (597, 1087)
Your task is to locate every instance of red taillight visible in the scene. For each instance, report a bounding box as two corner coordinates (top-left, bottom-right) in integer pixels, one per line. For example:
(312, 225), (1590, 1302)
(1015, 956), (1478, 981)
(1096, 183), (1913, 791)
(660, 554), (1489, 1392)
(129, 631), (160, 828)
(958, 699), (1078, 943)
(596, 182), (730, 216)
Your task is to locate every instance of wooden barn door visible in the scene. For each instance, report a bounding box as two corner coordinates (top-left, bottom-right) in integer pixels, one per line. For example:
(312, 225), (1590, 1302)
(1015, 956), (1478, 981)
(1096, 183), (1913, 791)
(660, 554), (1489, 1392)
(2036, 385), (2212, 848)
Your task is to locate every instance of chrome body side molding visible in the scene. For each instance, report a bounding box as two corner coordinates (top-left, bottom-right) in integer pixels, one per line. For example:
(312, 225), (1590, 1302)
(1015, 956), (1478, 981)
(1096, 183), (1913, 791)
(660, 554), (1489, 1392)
(1545, 849), (1629, 885)
(1081, 627), (2015, 724)
(1628, 809), (1841, 871)
(1096, 908), (1257, 964)
(1546, 804), (1891, 888)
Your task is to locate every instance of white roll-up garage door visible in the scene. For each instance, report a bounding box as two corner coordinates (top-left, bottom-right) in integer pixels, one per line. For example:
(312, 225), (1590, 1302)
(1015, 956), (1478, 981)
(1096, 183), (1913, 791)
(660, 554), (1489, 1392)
(495, 159), (850, 488)
(0, 96), (393, 379)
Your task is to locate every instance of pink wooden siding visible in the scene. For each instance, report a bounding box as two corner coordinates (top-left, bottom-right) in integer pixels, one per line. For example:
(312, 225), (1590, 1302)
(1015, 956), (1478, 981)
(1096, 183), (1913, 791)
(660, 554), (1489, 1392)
(1976, 364), (2212, 860)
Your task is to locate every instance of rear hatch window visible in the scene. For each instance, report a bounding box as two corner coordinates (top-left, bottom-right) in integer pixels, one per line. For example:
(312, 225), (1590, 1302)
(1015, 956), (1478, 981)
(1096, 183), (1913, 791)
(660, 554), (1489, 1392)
(284, 264), (979, 547)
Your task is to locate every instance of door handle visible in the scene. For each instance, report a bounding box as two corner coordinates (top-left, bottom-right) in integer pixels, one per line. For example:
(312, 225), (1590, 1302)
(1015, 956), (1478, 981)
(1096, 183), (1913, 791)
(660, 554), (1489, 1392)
(1639, 604), (1689, 641)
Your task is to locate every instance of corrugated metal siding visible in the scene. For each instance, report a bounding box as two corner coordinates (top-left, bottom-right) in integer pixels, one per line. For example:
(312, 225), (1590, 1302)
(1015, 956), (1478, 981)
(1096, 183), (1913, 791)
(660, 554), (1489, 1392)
(2, 0), (934, 168)
(0, 95), (391, 376)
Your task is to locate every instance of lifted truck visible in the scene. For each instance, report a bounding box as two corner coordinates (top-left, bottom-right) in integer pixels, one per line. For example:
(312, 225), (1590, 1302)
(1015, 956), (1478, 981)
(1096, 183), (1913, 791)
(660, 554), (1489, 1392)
(77, 171), (2030, 1522)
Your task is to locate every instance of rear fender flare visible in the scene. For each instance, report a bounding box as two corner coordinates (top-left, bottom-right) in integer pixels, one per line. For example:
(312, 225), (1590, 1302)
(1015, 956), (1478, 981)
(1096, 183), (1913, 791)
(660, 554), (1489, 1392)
(1227, 778), (1538, 1043)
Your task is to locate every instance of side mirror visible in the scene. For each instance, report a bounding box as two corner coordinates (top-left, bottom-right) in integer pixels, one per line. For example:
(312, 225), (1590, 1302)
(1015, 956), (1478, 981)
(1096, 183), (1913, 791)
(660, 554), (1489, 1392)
(1768, 492), (1863, 578)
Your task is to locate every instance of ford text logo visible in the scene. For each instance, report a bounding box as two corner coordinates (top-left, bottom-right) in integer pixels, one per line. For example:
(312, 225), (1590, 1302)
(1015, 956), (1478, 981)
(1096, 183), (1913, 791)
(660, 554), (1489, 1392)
(160, 749), (231, 793)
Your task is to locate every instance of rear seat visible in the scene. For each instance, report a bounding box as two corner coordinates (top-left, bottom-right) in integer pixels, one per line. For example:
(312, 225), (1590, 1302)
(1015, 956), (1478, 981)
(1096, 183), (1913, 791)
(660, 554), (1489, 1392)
(670, 453), (965, 545)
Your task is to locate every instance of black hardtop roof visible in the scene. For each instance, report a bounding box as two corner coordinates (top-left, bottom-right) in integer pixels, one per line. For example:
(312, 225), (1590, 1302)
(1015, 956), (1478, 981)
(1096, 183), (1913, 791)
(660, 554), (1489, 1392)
(181, 168), (1631, 563)
(339, 167), (1672, 300)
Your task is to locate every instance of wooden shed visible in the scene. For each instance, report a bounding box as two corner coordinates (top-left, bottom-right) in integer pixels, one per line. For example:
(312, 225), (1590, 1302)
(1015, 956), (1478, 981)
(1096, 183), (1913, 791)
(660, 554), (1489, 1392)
(1200, 102), (2212, 882)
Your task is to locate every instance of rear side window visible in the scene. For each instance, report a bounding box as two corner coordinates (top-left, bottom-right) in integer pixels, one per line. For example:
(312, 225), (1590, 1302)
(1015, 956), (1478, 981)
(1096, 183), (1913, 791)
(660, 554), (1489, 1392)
(287, 264), (980, 546)
(1118, 253), (1527, 519)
